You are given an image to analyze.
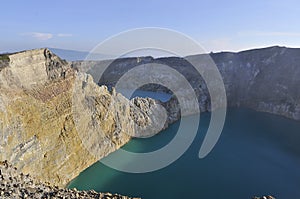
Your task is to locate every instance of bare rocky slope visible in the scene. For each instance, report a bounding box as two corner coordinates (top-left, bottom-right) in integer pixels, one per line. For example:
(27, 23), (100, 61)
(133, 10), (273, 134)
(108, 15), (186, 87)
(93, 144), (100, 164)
(73, 46), (300, 121)
(0, 160), (140, 199)
(0, 48), (168, 189)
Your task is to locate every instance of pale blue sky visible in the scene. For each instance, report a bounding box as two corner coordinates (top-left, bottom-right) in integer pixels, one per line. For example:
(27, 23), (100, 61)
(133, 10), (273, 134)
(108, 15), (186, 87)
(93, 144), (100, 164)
(1, 0), (300, 53)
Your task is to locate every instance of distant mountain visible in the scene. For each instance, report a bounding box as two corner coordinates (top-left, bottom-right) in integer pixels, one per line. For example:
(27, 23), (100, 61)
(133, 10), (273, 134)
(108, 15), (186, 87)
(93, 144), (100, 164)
(49, 48), (111, 61)
(73, 45), (300, 121)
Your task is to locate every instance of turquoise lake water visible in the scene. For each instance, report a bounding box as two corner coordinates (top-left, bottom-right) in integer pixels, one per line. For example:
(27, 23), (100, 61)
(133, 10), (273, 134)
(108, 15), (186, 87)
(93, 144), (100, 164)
(68, 108), (300, 199)
(117, 89), (172, 102)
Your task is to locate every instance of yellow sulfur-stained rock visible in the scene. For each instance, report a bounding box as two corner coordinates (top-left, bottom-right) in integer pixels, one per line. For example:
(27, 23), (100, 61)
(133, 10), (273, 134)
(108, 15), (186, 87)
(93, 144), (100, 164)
(0, 48), (167, 187)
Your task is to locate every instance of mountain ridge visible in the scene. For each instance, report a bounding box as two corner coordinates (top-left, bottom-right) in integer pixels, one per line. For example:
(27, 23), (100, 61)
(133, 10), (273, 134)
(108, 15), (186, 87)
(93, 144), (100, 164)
(73, 45), (300, 121)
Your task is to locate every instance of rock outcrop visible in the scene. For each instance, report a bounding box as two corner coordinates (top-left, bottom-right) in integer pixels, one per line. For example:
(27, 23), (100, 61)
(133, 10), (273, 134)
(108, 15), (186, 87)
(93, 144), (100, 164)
(0, 48), (167, 187)
(73, 46), (300, 121)
(252, 196), (276, 199)
(0, 160), (140, 199)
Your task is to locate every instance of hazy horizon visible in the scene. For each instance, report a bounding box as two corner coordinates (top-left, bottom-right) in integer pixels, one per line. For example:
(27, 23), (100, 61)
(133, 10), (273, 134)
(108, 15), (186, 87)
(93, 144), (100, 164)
(1, 0), (300, 54)
(0, 45), (295, 59)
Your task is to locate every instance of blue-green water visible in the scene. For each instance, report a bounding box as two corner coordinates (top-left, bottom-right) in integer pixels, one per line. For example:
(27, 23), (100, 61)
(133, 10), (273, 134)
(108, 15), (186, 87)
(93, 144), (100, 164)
(119, 89), (172, 102)
(69, 108), (300, 199)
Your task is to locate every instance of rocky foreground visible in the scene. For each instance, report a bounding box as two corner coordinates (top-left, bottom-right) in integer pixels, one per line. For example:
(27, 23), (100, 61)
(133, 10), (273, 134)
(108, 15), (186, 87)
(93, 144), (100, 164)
(0, 159), (276, 199)
(252, 196), (276, 199)
(0, 161), (140, 199)
(0, 159), (277, 199)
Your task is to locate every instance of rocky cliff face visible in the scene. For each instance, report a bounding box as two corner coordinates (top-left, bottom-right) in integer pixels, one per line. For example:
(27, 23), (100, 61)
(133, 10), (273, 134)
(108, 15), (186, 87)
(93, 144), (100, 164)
(213, 46), (300, 120)
(73, 46), (300, 121)
(1, 46), (299, 189)
(0, 48), (166, 187)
